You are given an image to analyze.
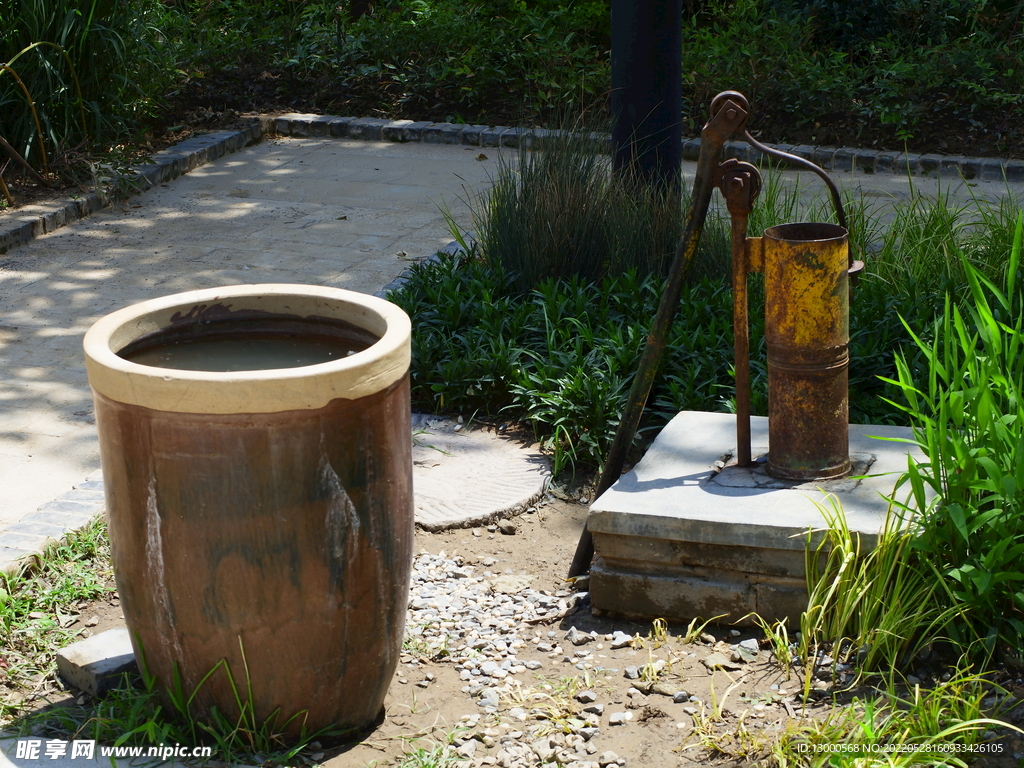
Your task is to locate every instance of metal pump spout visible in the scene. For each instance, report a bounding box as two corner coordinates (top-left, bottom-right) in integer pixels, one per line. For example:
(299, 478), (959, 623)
(720, 135), (861, 481)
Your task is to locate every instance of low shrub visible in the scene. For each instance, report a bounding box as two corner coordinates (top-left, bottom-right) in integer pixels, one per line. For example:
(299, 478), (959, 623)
(394, 153), (1022, 479)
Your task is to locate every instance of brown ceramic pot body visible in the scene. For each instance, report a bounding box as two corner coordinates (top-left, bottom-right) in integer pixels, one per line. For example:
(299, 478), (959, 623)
(83, 285), (413, 738)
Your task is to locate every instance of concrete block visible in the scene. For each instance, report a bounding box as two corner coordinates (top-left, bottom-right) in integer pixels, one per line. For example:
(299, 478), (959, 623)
(499, 128), (523, 148)
(37, 499), (102, 517)
(981, 157), (1008, 181)
(0, 219), (35, 253)
(459, 125), (489, 145)
(919, 153), (944, 175)
(63, 487), (104, 502)
(593, 531), (812, 579)
(753, 580), (808, 625)
(422, 123), (463, 144)
(854, 149), (878, 173)
(306, 115), (338, 136)
(247, 122), (265, 143)
(959, 157), (981, 180)
(6, 521), (70, 540)
(591, 559), (757, 625)
(0, 531), (51, 552)
(722, 140), (746, 161)
(832, 147), (856, 172)
(57, 628), (137, 696)
(346, 117), (389, 141)
(896, 153), (920, 174)
(588, 411), (926, 624)
(328, 116), (356, 137)
(381, 119), (414, 141)
(480, 126), (510, 147)
(1004, 159), (1024, 183)
(21, 510), (95, 530)
(874, 150), (901, 174)
(811, 146), (836, 167)
(790, 144), (816, 161)
(400, 121), (432, 141)
(272, 113), (314, 135)
(519, 127), (559, 150)
(940, 156), (968, 177)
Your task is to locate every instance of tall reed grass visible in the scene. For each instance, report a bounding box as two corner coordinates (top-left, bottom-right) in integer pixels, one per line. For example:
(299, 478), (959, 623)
(0, 0), (169, 170)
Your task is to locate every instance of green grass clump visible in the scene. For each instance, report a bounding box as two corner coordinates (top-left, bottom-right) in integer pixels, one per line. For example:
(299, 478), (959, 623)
(770, 668), (1018, 766)
(475, 127), (685, 289)
(25, 649), (342, 767)
(0, 518), (115, 719)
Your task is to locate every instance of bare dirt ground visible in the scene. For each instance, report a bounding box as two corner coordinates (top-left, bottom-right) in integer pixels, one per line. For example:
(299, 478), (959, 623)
(25, 499), (804, 767)
(14, 496), (1024, 767)
(321, 498), (802, 768)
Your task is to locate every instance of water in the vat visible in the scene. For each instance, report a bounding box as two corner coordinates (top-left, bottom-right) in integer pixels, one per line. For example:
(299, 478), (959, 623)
(122, 332), (366, 372)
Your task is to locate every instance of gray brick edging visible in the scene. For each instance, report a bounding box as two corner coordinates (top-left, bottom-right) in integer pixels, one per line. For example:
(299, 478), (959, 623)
(3, 113), (1021, 255)
(267, 112), (1024, 182)
(0, 476), (106, 576)
(0, 123), (263, 255)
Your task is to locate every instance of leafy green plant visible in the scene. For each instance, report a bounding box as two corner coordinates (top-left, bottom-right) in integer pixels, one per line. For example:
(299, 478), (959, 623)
(884, 212), (1024, 654)
(391, 254), (742, 474)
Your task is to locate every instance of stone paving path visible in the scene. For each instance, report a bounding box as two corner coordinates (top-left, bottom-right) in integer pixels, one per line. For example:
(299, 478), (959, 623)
(0, 134), (503, 563)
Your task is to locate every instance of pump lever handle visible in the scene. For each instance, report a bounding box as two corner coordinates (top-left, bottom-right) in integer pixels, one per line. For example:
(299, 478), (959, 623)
(742, 130), (848, 234)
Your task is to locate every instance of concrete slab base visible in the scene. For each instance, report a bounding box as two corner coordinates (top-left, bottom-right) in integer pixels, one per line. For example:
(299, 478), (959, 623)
(587, 411), (924, 626)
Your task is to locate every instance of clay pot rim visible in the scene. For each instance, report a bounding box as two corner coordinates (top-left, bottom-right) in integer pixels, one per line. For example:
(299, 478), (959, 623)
(83, 284), (411, 414)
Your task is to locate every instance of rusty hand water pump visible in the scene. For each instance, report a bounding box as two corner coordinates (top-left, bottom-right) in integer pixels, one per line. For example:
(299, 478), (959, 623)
(569, 90), (865, 577)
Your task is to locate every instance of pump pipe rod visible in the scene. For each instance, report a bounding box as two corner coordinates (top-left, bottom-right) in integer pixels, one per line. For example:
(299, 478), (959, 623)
(566, 93), (750, 579)
(719, 161), (762, 467)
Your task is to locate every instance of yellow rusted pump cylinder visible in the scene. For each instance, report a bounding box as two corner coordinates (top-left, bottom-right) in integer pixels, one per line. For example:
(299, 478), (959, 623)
(762, 222), (851, 480)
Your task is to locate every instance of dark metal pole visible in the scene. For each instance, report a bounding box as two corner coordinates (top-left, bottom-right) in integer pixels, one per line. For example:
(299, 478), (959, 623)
(567, 95), (750, 579)
(610, 0), (683, 187)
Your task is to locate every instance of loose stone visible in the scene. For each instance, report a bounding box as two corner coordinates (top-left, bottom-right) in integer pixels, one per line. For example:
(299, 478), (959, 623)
(609, 631), (633, 649)
(566, 627), (595, 646)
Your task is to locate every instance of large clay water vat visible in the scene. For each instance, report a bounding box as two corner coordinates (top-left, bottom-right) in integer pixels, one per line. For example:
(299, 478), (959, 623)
(83, 284), (413, 738)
